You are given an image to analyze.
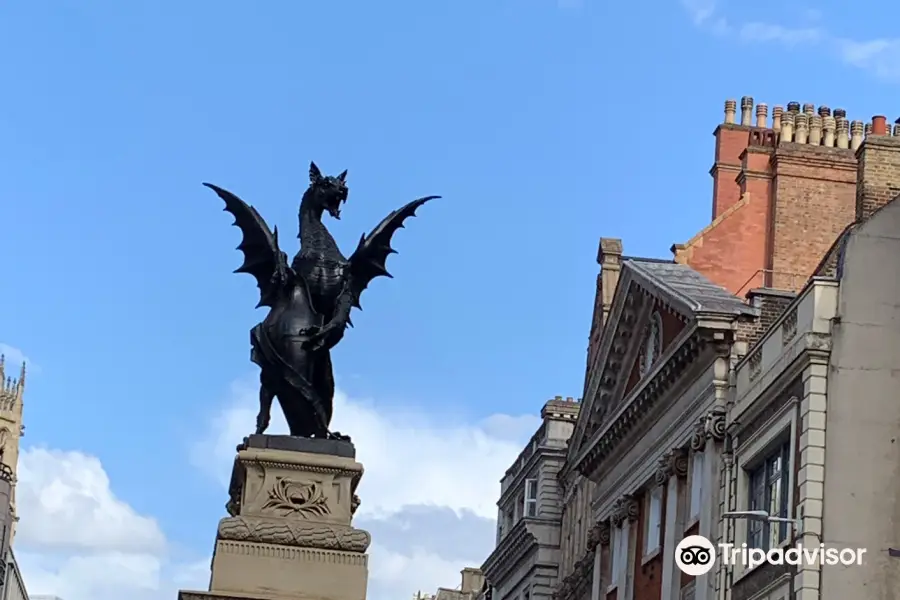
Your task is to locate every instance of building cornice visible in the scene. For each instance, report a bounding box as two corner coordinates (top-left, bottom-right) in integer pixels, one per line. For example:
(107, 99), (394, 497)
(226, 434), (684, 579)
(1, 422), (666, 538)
(497, 445), (567, 508)
(573, 325), (712, 477)
(480, 518), (539, 584)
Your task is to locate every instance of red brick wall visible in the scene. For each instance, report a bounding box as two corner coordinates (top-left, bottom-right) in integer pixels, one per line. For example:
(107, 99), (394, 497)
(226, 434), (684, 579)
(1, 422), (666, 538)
(768, 146), (857, 290)
(711, 125), (751, 218)
(674, 102), (899, 296)
(856, 135), (900, 220)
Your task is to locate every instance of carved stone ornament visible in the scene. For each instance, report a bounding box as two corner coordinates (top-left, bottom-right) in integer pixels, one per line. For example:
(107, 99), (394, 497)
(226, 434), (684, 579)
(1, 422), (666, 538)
(586, 520), (611, 550)
(598, 520), (611, 545)
(748, 350), (762, 381)
(217, 515), (371, 553)
(611, 495), (639, 525)
(655, 452), (673, 485)
(781, 308), (798, 345)
(705, 408), (726, 441)
(669, 447), (689, 478)
(263, 478), (330, 518)
(689, 417), (706, 452)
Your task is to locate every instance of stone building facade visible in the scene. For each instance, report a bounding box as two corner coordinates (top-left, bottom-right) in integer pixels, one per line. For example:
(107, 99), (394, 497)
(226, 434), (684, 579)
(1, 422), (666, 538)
(0, 357), (28, 600)
(480, 397), (581, 600)
(718, 132), (900, 600)
(545, 97), (900, 600)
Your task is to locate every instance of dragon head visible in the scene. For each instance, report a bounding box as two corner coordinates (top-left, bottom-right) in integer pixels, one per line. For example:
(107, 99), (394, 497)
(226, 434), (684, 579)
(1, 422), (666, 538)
(307, 161), (348, 220)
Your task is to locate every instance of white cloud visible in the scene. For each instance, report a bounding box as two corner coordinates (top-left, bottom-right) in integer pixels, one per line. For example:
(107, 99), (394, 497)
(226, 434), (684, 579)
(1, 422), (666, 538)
(190, 378), (540, 599)
(369, 543), (472, 589)
(18, 449), (165, 554)
(15, 448), (208, 600)
(192, 379), (539, 521)
(0, 343), (40, 376)
(680, 0), (717, 26)
(835, 38), (900, 83)
(679, 1), (900, 82)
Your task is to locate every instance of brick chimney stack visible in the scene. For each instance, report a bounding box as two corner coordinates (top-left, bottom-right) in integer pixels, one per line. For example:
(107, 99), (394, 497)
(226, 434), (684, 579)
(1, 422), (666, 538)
(855, 116), (900, 221)
(675, 96), (889, 295)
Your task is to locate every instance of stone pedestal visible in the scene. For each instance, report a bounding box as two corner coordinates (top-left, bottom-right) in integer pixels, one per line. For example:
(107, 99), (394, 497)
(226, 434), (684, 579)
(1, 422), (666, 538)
(178, 435), (370, 600)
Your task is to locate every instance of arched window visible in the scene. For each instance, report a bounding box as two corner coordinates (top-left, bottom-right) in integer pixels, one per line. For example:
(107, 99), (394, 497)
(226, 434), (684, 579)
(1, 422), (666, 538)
(639, 311), (663, 376)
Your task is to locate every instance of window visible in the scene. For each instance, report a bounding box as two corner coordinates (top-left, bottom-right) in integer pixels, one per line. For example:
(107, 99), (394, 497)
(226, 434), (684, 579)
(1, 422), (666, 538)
(747, 442), (791, 550)
(690, 451), (704, 518)
(645, 486), (663, 554)
(524, 479), (538, 517)
(610, 525), (628, 586)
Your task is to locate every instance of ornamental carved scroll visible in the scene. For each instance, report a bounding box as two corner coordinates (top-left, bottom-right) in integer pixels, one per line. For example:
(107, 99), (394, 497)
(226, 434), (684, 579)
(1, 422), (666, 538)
(217, 516), (370, 552)
(691, 409), (727, 452)
(262, 478), (330, 518)
(655, 448), (688, 484)
(586, 520), (610, 550)
(610, 495), (638, 526)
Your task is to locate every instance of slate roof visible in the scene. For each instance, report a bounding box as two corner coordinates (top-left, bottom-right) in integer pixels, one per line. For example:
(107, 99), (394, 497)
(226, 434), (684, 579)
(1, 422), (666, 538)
(625, 258), (759, 317)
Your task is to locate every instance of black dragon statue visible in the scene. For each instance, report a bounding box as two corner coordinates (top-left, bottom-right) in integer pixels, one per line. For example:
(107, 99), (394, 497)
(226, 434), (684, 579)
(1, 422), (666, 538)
(205, 162), (438, 442)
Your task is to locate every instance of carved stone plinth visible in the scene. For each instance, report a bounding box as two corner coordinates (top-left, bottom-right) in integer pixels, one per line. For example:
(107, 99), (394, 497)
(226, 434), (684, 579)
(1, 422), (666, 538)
(178, 435), (370, 600)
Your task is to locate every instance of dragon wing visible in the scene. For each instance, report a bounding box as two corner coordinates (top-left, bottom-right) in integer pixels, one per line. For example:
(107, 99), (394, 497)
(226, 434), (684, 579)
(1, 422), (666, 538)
(204, 183), (288, 309)
(347, 195), (440, 311)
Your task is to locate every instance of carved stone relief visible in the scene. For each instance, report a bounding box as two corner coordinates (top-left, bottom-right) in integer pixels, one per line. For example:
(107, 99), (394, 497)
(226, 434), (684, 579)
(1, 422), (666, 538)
(611, 495), (639, 526)
(217, 515), (370, 553)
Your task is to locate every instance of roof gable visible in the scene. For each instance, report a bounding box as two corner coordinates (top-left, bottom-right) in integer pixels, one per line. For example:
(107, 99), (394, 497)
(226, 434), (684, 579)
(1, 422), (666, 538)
(566, 259), (756, 465)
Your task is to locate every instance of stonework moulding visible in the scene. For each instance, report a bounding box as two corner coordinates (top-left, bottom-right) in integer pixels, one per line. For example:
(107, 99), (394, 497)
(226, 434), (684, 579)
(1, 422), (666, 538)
(689, 418), (706, 452)
(587, 520), (611, 550)
(611, 495), (639, 526)
(705, 407), (727, 441)
(781, 308), (798, 345)
(578, 331), (706, 477)
(668, 447), (689, 478)
(655, 452), (673, 485)
(748, 350), (762, 381)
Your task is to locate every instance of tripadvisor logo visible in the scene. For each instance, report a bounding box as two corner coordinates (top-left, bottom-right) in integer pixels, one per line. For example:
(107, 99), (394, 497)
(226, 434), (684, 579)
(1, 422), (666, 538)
(675, 535), (867, 576)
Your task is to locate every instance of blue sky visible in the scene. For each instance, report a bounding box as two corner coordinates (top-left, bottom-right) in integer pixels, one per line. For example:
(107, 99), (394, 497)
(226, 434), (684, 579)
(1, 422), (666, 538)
(1, 1), (898, 599)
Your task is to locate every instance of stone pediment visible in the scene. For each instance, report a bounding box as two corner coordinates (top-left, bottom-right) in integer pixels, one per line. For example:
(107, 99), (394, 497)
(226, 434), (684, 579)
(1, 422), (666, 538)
(567, 259), (756, 468)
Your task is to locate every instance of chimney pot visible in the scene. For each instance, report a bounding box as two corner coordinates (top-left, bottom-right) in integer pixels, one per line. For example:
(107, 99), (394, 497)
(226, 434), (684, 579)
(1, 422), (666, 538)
(772, 106), (784, 132)
(834, 108), (847, 119)
(724, 99), (737, 124)
(818, 105), (831, 118)
(794, 114), (809, 144)
(823, 116), (836, 147)
(802, 103), (815, 115)
(780, 112), (795, 144)
(809, 115), (823, 145)
(787, 101), (801, 113)
(740, 96), (754, 126)
(755, 103), (768, 128)
(851, 120), (865, 150)
(872, 115), (888, 135)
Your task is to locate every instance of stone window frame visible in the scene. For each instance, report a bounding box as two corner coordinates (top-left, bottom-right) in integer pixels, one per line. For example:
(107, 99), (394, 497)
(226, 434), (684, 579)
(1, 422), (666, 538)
(732, 400), (798, 583)
(746, 441), (791, 550)
(642, 484), (664, 559)
(608, 522), (629, 593)
(524, 478), (538, 518)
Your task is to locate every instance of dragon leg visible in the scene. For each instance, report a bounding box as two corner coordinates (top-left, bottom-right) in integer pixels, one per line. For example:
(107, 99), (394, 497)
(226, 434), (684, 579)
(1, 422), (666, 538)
(255, 375), (275, 435)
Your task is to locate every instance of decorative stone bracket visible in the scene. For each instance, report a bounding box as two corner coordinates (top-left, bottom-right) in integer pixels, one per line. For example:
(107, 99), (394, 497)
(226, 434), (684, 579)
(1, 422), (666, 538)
(586, 519), (611, 551)
(610, 495), (639, 526)
(655, 448), (688, 484)
(689, 407), (726, 452)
